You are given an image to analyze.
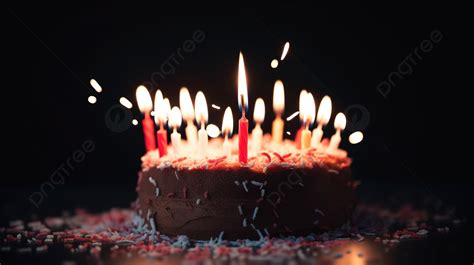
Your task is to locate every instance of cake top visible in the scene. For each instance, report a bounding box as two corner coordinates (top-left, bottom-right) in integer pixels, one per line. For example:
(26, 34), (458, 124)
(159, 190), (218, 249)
(141, 134), (351, 173)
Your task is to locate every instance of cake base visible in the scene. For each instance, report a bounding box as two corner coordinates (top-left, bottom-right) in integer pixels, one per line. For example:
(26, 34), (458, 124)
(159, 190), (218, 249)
(137, 165), (356, 240)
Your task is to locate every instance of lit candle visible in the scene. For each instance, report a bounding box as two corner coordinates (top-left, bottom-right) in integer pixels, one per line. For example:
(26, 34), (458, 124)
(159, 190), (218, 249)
(222, 107), (234, 157)
(135, 85), (156, 152)
(195, 91), (208, 158)
(238, 52), (249, 163)
(311, 95), (332, 148)
(327, 112), (346, 154)
(301, 92), (316, 149)
(271, 80), (285, 143)
(295, 90), (308, 149)
(169, 106), (182, 157)
(252, 98), (265, 153)
(179, 87), (198, 146)
(154, 90), (168, 157)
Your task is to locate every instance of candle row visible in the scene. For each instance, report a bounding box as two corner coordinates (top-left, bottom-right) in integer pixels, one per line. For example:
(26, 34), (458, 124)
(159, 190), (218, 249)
(135, 52), (349, 162)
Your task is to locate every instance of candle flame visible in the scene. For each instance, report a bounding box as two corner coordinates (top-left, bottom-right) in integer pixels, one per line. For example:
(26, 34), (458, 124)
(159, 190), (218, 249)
(136, 85), (153, 113)
(273, 80), (285, 114)
(304, 92), (316, 126)
(163, 98), (171, 120)
(298, 90), (308, 121)
(154, 90), (167, 123)
(194, 91), (208, 126)
(253, 98), (265, 124)
(334, 112), (347, 130)
(222, 107), (234, 135)
(169, 106), (182, 128)
(119, 97), (133, 109)
(238, 52), (248, 111)
(206, 124), (221, 138)
(317, 95), (332, 125)
(90, 79), (103, 93)
(179, 87), (195, 121)
(281, 42), (290, 60)
(349, 131), (364, 144)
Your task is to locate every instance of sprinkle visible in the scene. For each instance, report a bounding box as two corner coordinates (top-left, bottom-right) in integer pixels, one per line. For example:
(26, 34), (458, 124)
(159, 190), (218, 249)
(256, 198), (264, 203)
(167, 192), (175, 198)
(218, 231), (224, 242)
(234, 181), (240, 186)
(260, 152), (272, 163)
(286, 111), (300, 121)
(286, 131), (291, 136)
(328, 169), (340, 174)
(243, 218), (247, 227)
(272, 152), (285, 162)
(273, 210), (280, 219)
(174, 171), (180, 180)
(250, 223), (256, 230)
(238, 205), (243, 215)
(264, 228), (270, 237)
(261, 189), (265, 197)
(211, 104), (221, 110)
(417, 229), (428, 236)
(242, 181), (249, 192)
(182, 187), (187, 198)
(256, 229), (264, 240)
(298, 182), (304, 187)
(251, 181), (263, 187)
(148, 177), (156, 186)
(252, 207), (259, 220)
(196, 199), (201, 205)
(155, 188), (160, 197)
(315, 209), (326, 216)
(149, 218), (156, 233)
(204, 191), (209, 199)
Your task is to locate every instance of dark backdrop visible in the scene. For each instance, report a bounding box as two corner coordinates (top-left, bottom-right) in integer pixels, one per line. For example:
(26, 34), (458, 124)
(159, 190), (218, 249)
(4, 6), (461, 219)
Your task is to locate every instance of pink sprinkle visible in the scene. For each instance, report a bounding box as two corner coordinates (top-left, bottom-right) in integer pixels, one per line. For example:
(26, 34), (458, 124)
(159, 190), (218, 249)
(167, 192), (175, 198)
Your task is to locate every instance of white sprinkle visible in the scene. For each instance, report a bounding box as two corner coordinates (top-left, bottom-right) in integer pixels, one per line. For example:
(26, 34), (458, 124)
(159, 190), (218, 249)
(286, 131), (291, 136)
(196, 199), (201, 205)
(328, 169), (340, 175)
(315, 209), (326, 216)
(264, 228), (270, 237)
(155, 188), (160, 197)
(256, 229), (264, 240)
(250, 223), (256, 230)
(261, 189), (265, 197)
(211, 104), (221, 110)
(281, 42), (290, 60)
(148, 177), (156, 186)
(251, 181), (263, 187)
(44, 238), (53, 244)
(417, 229), (428, 236)
(174, 171), (180, 180)
(242, 181), (249, 192)
(298, 182), (304, 187)
(132, 119), (138, 126)
(286, 111), (300, 121)
(90, 79), (103, 93)
(119, 97), (133, 109)
(243, 218), (247, 227)
(270, 59), (279, 69)
(146, 209), (152, 220)
(88, 95), (97, 104)
(252, 207), (259, 220)
(149, 218), (156, 233)
(218, 231), (224, 242)
(234, 181), (240, 186)
(238, 205), (243, 215)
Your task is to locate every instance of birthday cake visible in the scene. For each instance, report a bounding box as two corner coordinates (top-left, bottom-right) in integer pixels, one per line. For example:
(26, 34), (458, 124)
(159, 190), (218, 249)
(136, 135), (357, 240)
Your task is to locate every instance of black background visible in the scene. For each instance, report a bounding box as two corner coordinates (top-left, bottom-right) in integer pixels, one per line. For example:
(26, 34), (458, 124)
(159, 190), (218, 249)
(3, 6), (465, 221)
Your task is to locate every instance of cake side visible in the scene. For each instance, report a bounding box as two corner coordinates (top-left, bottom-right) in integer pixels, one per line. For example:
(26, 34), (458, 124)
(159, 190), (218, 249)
(137, 159), (356, 240)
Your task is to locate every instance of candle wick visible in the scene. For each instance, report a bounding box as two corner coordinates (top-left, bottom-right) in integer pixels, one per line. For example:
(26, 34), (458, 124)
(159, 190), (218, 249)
(240, 94), (246, 117)
(159, 121), (164, 131)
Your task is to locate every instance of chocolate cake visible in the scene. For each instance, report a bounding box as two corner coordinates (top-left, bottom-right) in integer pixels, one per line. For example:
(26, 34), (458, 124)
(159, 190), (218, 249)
(136, 135), (357, 240)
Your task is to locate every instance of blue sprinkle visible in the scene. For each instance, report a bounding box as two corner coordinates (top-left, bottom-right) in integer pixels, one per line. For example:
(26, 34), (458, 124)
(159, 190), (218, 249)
(238, 205), (243, 215)
(251, 181), (263, 187)
(252, 207), (259, 220)
(256, 229), (264, 240)
(218, 231), (224, 243)
(250, 223), (256, 230)
(264, 228), (270, 237)
(243, 218), (247, 227)
(261, 189), (265, 197)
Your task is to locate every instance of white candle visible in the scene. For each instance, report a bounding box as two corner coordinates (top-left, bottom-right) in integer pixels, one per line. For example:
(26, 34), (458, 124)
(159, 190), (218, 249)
(311, 95), (332, 148)
(327, 112), (346, 154)
(179, 87), (198, 146)
(252, 98), (265, 153)
(169, 107), (182, 157)
(222, 107), (234, 157)
(194, 91), (208, 158)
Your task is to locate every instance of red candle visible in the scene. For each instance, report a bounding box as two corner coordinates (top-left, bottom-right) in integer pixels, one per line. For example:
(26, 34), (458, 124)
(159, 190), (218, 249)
(142, 112), (156, 152)
(157, 123), (168, 157)
(295, 127), (303, 149)
(239, 114), (248, 163)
